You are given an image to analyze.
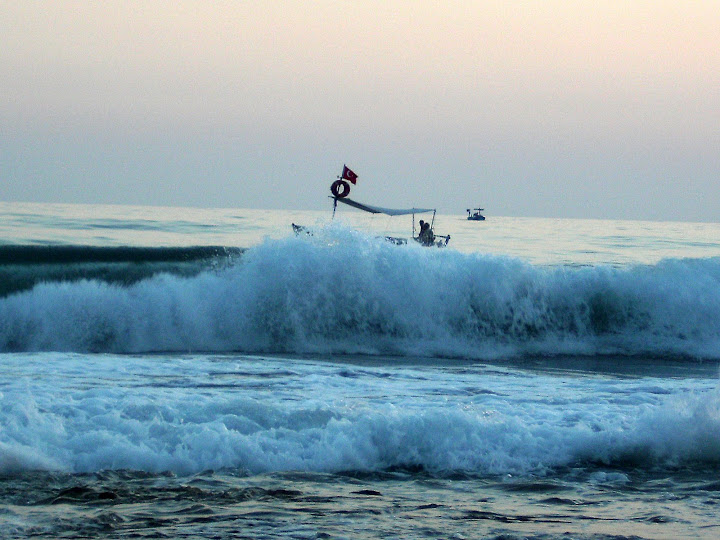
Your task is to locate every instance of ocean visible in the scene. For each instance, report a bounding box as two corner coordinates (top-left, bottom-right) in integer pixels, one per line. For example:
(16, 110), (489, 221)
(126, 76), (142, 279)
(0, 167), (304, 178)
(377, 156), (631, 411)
(1, 201), (720, 539)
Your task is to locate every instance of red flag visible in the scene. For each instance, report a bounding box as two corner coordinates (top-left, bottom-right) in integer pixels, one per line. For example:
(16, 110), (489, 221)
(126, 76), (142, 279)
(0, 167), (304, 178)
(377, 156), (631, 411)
(341, 165), (358, 184)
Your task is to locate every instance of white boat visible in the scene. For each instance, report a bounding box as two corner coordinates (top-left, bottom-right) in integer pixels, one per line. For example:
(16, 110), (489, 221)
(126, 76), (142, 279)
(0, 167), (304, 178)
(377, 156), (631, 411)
(330, 196), (450, 247)
(292, 166), (450, 247)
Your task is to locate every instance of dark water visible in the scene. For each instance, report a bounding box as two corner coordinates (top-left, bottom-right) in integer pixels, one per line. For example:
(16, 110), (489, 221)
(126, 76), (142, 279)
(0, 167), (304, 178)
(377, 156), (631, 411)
(0, 245), (243, 296)
(5, 466), (720, 539)
(0, 245), (243, 298)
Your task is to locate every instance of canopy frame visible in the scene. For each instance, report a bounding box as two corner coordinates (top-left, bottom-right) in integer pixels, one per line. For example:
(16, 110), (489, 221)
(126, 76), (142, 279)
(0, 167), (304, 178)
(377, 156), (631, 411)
(330, 196), (437, 235)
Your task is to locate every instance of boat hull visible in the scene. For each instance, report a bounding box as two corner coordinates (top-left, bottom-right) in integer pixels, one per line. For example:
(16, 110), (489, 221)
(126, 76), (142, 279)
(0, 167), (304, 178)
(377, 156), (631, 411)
(292, 224), (447, 247)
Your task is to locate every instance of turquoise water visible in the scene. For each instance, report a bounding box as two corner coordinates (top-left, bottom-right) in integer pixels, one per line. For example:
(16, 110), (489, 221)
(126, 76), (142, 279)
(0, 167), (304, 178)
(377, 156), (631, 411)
(1, 201), (720, 538)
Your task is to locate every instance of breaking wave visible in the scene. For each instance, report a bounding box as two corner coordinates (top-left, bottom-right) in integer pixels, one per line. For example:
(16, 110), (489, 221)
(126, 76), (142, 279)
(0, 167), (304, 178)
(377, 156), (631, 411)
(2, 358), (719, 476)
(1, 228), (720, 359)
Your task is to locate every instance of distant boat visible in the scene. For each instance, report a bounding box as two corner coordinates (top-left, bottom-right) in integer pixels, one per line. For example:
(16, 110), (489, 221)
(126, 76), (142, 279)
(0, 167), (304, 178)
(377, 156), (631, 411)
(466, 207), (486, 221)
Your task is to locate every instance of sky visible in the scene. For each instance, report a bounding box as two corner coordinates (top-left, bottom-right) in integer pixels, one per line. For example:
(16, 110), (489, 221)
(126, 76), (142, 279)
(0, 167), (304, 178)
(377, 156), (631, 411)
(2, 0), (719, 221)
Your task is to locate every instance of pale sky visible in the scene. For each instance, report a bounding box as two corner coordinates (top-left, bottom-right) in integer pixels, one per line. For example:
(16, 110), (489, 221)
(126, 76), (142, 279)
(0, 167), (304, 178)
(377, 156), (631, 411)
(2, 1), (719, 221)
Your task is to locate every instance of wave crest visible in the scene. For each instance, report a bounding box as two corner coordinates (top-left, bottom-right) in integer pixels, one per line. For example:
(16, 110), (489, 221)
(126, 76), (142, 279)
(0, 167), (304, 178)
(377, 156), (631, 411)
(2, 229), (720, 358)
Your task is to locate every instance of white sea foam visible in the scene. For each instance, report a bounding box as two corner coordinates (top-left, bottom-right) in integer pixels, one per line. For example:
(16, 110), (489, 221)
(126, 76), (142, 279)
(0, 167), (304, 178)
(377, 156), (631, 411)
(1, 226), (720, 358)
(1, 353), (718, 476)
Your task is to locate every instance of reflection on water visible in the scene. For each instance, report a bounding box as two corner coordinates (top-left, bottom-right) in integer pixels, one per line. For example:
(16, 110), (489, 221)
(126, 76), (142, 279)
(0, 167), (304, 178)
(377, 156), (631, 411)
(5, 468), (720, 539)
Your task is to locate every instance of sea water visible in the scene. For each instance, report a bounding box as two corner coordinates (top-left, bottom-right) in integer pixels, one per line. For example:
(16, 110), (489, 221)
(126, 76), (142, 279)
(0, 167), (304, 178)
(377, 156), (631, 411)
(1, 201), (720, 539)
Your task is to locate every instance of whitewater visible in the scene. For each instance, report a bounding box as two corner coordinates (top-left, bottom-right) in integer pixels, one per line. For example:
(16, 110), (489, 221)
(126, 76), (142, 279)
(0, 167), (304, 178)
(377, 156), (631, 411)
(1, 202), (720, 539)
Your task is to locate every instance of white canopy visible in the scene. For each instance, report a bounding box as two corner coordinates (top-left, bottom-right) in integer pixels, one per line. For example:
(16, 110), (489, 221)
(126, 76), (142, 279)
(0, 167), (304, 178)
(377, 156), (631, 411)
(334, 197), (435, 216)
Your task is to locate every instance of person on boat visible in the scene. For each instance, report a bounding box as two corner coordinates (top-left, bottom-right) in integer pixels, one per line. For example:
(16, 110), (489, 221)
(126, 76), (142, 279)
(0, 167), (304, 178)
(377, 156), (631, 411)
(425, 223), (435, 246)
(418, 221), (435, 246)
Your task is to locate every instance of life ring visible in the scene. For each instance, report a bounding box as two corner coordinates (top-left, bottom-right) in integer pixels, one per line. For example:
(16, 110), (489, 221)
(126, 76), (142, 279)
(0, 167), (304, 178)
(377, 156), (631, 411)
(330, 180), (351, 198)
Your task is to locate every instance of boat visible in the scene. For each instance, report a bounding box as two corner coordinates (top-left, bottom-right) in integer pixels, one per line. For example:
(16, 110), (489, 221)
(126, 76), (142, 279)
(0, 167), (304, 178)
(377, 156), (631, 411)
(292, 166), (450, 247)
(466, 207), (486, 221)
(329, 196), (450, 247)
